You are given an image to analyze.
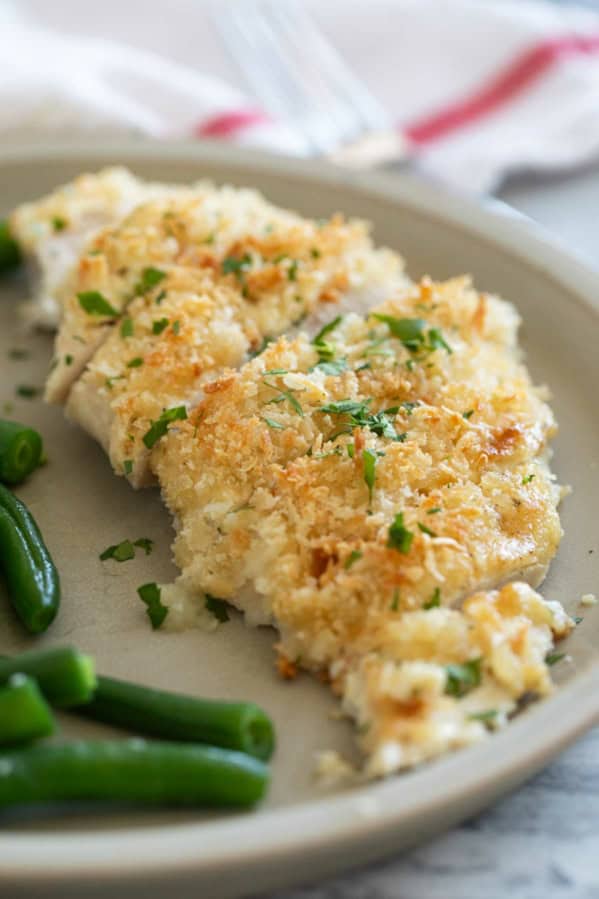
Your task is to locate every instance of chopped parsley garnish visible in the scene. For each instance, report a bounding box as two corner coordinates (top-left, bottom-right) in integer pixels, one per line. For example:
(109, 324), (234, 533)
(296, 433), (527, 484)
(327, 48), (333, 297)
(427, 507), (441, 515)
(347, 443), (355, 458)
(574, 616), (583, 625)
(371, 314), (426, 350)
(172, 320), (181, 335)
(391, 588), (400, 611)
(400, 401), (419, 416)
(134, 537), (154, 556)
(263, 417), (286, 430)
(468, 709), (498, 723)
(362, 449), (377, 505)
(263, 368), (289, 375)
(135, 267), (166, 295)
(545, 651), (566, 666)
(263, 379), (304, 416)
(314, 357), (349, 376)
(222, 253), (252, 280)
(155, 290), (167, 305)
(64, 354), (73, 366)
(462, 409), (474, 420)
(152, 317), (169, 335)
(310, 247), (321, 258)
(120, 317), (134, 338)
(418, 522), (437, 537)
(319, 398), (405, 442)
(138, 582), (168, 629)
(100, 539), (135, 562)
(205, 594), (230, 623)
(78, 290), (118, 317)
(371, 314), (452, 354)
(8, 348), (29, 360)
(522, 473), (536, 485)
(424, 587), (441, 609)
(16, 385), (40, 399)
(344, 550), (363, 570)
(123, 459), (133, 475)
(311, 316), (344, 370)
(428, 327), (453, 353)
(127, 357), (144, 368)
(444, 659), (482, 697)
(105, 375), (125, 389)
(287, 259), (298, 281)
(143, 405), (188, 449)
(387, 513), (414, 554)
(51, 215), (68, 232)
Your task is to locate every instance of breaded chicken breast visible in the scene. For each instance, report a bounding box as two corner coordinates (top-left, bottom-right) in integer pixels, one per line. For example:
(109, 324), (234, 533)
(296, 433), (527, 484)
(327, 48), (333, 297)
(9, 167), (174, 330)
(63, 201), (404, 485)
(153, 276), (570, 775)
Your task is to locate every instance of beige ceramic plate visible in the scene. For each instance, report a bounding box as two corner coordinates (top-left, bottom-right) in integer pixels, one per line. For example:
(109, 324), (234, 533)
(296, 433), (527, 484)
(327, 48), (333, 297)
(0, 143), (598, 899)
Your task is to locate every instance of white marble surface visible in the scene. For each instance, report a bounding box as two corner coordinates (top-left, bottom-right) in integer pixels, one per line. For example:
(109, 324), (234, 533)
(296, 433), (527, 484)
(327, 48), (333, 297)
(263, 164), (599, 899)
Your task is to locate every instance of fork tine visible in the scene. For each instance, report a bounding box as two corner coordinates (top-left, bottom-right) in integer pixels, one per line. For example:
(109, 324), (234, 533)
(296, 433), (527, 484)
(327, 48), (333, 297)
(212, 0), (321, 152)
(270, 0), (391, 133)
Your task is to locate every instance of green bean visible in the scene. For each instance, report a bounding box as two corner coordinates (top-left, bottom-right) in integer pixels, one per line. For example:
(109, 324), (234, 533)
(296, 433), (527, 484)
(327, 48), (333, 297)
(0, 419), (43, 485)
(0, 483), (60, 633)
(74, 675), (275, 760)
(0, 647), (96, 708)
(0, 674), (55, 745)
(0, 740), (269, 809)
(0, 220), (21, 274)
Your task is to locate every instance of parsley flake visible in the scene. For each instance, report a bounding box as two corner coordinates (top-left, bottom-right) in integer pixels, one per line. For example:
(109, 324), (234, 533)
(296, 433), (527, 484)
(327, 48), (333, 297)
(263, 417), (286, 430)
(522, 474), (536, 485)
(418, 522), (437, 537)
(51, 215), (68, 232)
(424, 587), (441, 609)
(7, 348), (29, 360)
(134, 537), (154, 556)
(387, 513), (414, 554)
(462, 409), (474, 420)
(152, 317), (169, 335)
(390, 588), (400, 611)
(427, 507), (441, 515)
(143, 405), (188, 449)
(172, 320), (181, 335)
(123, 459), (133, 475)
(127, 357), (144, 368)
(362, 449), (377, 505)
(136, 267), (166, 295)
(78, 291), (118, 317)
(100, 539), (135, 562)
(545, 651), (566, 666)
(120, 318), (134, 338)
(16, 385), (40, 399)
(344, 550), (363, 570)
(205, 594), (230, 623)
(468, 709), (498, 723)
(222, 253), (252, 280)
(445, 659), (482, 697)
(138, 582), (168, 629)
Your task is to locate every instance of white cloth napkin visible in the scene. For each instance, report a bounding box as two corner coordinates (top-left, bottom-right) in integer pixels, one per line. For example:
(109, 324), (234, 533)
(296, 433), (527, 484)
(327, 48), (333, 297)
(2, 0), (599, 192)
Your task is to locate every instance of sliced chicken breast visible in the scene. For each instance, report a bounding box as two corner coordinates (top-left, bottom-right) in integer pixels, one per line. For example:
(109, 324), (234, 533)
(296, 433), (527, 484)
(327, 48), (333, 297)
(64, 206), (404, 485)
(153, 275), (570, 775)
(9, 167), (174, 330)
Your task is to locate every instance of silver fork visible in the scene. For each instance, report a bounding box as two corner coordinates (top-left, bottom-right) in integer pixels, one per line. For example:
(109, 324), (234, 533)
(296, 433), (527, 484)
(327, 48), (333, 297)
(210, 0), (408, 168)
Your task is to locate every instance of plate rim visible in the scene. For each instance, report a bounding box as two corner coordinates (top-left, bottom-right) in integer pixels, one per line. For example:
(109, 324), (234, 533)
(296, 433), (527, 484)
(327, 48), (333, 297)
(1, 140), (598, 891)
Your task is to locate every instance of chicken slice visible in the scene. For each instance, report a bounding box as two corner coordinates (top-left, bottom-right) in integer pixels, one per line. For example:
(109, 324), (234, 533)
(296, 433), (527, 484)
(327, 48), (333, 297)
(153, 276), (569, 775)
(64, 207), (404, 486)
(9, 167), (175, 330)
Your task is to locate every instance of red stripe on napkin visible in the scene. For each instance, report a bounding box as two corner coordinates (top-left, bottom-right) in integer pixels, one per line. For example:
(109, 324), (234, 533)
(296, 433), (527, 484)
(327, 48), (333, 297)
(195, 109), (270, 138)
(404, 34), (599, 146)
(194, 35), (599, 148)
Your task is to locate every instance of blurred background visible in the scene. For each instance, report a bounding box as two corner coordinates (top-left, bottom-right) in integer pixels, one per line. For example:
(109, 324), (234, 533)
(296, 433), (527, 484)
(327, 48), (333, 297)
(2, 0), (599, 212)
